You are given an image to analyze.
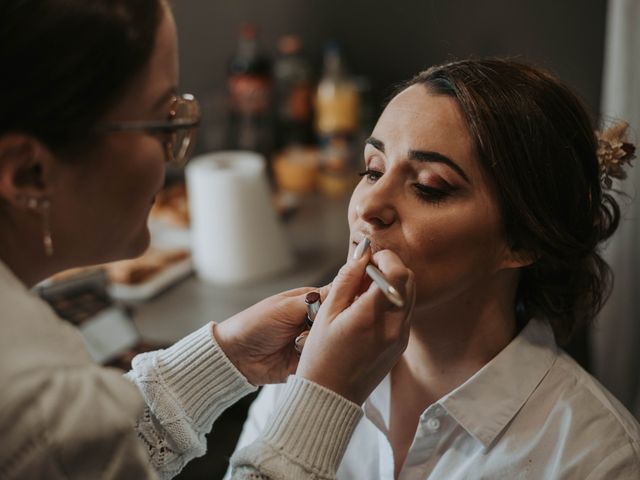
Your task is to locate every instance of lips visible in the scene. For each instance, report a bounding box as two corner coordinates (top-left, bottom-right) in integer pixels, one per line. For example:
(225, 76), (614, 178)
(351, 235), (385, 256)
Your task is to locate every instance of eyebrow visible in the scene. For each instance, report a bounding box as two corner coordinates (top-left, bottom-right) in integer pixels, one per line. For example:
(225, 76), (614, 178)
(365, 136), (471, 184)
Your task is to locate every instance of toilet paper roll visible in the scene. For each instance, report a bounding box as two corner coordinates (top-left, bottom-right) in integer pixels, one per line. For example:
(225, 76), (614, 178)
(186, 151), (295, 284)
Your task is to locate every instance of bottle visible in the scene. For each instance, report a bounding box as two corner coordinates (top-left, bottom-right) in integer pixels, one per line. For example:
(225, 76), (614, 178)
(315, 41), (359, 140)
(273, 35), (314, 148)
(225, 23), (274, 157)
(314, 41), (360, 196)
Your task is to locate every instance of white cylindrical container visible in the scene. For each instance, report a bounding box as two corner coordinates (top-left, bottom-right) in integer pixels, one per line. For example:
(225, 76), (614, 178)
(186, 151), (295, 284)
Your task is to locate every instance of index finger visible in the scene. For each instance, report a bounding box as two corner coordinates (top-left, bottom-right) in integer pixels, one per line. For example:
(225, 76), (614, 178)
(369, 250), (415, 313)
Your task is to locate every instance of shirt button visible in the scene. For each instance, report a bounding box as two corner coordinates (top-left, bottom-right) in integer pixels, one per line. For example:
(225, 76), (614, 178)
(426, 417), (441, 432)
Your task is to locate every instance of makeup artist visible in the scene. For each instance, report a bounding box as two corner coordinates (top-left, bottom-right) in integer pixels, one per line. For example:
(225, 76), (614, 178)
(0, 1), (415, 479)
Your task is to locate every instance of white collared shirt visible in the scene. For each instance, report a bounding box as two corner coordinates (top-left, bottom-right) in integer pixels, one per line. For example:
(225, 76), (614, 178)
(230, 319), (640, 479)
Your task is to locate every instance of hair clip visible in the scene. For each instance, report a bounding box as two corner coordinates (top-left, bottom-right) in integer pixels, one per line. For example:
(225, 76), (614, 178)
(596, 121), (636, 189)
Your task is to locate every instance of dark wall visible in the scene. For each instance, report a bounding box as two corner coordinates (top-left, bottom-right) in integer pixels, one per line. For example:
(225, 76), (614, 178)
(171, 0), (607, 132)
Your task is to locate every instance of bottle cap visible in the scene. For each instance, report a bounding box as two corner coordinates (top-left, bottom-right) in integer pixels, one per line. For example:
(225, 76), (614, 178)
(239, 22), (257, 39)
(278, 35), (301, 55)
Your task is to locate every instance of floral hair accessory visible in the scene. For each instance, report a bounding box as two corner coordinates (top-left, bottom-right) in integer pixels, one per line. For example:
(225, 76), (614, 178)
(596, 121), (636, 189)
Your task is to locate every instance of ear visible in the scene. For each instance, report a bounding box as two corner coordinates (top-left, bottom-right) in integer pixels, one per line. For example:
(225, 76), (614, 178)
(0, 133), (58, 207)
(497, 244), (537, 270)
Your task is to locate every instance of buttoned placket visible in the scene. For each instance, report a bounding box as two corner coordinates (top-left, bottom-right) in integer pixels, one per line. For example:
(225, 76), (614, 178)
(397, 404), (450, 479)
(365, 380), (458, 480)
(332, 321), (587, 479)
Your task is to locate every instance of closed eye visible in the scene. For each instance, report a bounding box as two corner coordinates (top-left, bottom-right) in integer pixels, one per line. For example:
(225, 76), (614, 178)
(358, 169), (382, 182)
(414, 183), (451, 204)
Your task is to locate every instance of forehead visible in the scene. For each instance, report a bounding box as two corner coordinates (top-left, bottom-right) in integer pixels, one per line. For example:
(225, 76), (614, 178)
(143, 9), (178, 88)
(103, 8), (178, 120)
(372, 85), (477, 171)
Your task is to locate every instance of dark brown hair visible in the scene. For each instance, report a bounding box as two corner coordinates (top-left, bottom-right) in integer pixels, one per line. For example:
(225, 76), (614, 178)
(0, 0), (163, 153)
(402, 59), (620, 344)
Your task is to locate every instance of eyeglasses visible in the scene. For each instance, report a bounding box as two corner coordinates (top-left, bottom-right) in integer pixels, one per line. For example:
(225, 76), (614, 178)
(100, 94), (201, 166)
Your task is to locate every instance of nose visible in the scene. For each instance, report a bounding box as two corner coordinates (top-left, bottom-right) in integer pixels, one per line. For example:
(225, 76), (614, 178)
(354, 179), (398, 229)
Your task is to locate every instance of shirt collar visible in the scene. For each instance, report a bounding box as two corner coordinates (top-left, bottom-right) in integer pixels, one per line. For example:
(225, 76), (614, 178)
(0, 258), (27, 292)
(364, 373), (391, 434)
(439, 319), (558, 449)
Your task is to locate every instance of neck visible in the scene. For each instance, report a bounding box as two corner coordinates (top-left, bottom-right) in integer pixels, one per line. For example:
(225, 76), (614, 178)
(394, 272), (519, 405)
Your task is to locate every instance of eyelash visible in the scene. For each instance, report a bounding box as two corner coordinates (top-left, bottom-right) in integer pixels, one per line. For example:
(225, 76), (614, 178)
(358, 168), (382, 182)
(357, 168), (451, 204)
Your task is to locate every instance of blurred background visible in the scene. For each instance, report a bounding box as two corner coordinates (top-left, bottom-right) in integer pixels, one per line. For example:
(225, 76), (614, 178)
(172, 0), (607, 140)
(166, 0), (635, 478)
(45, 1), (640, 478)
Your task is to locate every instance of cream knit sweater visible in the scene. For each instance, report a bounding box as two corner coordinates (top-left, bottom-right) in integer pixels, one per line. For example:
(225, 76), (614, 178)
(0, 260), (361, 479)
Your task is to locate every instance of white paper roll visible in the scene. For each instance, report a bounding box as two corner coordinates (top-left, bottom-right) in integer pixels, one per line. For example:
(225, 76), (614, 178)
(186, 151), (295, 284)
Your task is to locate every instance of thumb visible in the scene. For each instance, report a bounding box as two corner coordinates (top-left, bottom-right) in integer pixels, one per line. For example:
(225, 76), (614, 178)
(316, 282), (332, 302)
(322, 239), (371, 314)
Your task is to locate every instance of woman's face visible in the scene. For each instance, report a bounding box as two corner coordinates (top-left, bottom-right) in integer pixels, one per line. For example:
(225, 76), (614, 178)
(348, 85), (518, 311)
(51, 8), (178, 266)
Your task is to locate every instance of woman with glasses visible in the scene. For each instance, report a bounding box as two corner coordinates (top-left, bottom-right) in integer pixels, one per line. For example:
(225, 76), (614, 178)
(0, 1), (414, 478)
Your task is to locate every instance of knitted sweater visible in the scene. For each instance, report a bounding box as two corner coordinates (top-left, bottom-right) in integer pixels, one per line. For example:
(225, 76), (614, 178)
(0, 260), (362, 479)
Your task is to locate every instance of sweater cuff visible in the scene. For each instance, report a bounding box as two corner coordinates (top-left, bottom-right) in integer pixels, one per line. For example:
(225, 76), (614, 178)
(145, 322), (257, 432)
(259, 375), (363, 476)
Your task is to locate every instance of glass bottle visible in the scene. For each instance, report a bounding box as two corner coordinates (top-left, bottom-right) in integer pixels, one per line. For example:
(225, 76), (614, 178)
(315, 41), (360, 172)
(273, 34), (314, 148)
(316, 42), (359, 136)
(225, 23), (274, 157)
(313, 41), (360, 198)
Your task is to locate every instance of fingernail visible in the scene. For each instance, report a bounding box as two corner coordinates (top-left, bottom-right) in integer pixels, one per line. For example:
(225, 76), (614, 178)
(294, 331), (308, 354)
(352, 237), (370, 261)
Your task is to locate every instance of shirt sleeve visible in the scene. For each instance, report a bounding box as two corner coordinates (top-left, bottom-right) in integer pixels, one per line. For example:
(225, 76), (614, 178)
(229, 375), (363, 480)
(126, 322), (257, 479)
(16, 365), (159, 479)
(222, 383), (284, 479)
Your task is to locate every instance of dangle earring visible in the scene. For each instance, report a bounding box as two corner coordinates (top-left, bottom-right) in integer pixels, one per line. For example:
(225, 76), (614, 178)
(40, 199), (53, 256)
(26, 197), (54, 256)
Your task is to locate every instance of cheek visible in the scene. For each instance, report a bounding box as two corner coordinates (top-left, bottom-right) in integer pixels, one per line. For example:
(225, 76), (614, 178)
(347, 184), (363, 229)
(109, 137), (166, 206)
(75, 137), (165, 258)
(407, 202), (505, 302)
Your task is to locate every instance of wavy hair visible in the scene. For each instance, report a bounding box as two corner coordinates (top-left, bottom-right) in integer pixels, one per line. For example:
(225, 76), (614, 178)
(0, 0), (163, 154)
(402, 59), (620, 344)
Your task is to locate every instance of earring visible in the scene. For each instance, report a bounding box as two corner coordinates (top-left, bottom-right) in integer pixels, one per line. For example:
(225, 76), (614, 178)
(25, 197), (54, 256)
(40, 199), (53, 256)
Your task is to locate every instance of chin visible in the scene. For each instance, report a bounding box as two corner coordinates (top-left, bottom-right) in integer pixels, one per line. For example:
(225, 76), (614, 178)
(126, 226), (152, 259)
(108, 224), (151, 263)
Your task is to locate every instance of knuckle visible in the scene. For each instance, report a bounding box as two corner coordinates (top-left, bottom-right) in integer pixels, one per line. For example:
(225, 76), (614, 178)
(371, 249), (396, 265)
(336, 262), (354, 280)
(383, 322), (404, 345)
(389, 265), (410, 282)
(371, 251), (411, 279)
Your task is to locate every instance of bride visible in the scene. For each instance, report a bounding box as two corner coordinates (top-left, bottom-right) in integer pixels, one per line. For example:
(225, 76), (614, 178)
(227, 58), (640, 479)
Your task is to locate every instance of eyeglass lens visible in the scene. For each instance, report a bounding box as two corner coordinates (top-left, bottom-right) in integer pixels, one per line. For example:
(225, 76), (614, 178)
(166, 95), (200, 165)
